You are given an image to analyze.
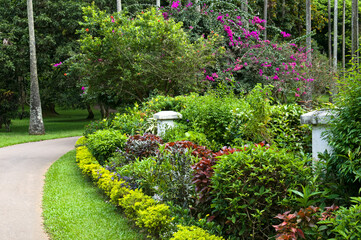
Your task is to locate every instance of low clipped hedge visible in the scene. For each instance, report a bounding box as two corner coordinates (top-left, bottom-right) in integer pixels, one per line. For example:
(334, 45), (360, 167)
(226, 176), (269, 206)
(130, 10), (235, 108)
(75, 137), (223, 239)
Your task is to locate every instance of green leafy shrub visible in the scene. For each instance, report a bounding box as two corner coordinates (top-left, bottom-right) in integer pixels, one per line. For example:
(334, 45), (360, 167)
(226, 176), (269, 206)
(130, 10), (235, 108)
(118, 142), (198, 207)
(76, 6), (223, 104)
(179, 92), (243, 147)
(268, 104), (311, 153)
(153, 145), (198, 207)
(136, 203), (171, 237)
(86, 129), (128, 165)
(329, 197), (361, 239)
(224, 84), (273, 145)
(110, 104), (148, 135)
(0, 89), (18, 132)
(116, 157), (157, 194)
(84, 118), (112, 137)
(171, 225), (225, 240)
(210, 145), (310, 239)
(325, 69), (361, 195)
(141, 95), (186, 117)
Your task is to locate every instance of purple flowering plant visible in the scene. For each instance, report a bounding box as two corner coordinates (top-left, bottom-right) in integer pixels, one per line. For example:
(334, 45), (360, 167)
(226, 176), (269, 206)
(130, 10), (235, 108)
(162, 0), (317, 102)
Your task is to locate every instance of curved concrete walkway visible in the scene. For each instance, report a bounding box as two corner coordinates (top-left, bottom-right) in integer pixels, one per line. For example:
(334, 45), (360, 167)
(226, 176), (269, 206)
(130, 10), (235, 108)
(0, 137), (79, 240)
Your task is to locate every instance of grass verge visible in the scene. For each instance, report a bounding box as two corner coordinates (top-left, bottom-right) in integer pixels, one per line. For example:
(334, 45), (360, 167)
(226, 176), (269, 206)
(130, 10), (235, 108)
(0, 109), (100, 148)
(42, 150), (143, 240)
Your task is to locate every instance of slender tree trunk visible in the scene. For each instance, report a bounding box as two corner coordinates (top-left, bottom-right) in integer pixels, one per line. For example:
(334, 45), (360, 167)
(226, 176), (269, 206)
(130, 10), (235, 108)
(306, 0), (312, 62)
(305, 0), (313, 108)
(264, 0), (268, 40)
(328, 0), (332, 69)
(342, 0), (346, 72)
(351, 0), (359, 65)
(195, 0), (200, 12)
(27, 0), (45, 135)
(18, 76), (26, 120)
(242, 0), (249, 29)
(333, 0), (338, 72)
(156, 0), (160, 7)
(117, 0), (122, 12)
(86, 104), (94, 120)
(282, 0), (286, 19)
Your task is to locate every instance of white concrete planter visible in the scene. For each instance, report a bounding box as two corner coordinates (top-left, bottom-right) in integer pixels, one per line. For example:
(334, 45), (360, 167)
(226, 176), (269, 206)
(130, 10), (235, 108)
(153, 111), (182, 137)
(300, 109), (337, 160)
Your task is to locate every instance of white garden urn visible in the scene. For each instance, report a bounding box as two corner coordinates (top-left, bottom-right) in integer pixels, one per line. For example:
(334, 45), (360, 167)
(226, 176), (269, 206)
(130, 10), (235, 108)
(300, 109), (337, 161)
(153, 111), (182, 137)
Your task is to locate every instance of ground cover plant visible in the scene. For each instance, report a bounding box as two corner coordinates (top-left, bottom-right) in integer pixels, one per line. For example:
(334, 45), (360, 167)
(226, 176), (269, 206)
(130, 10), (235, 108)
(0, 109), (100, 148)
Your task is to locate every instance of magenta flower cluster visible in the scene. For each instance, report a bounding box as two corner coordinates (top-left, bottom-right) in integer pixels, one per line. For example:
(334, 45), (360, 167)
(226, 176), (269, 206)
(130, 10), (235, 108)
(53, 61), (62, 67)
(171, 1), (180, 9)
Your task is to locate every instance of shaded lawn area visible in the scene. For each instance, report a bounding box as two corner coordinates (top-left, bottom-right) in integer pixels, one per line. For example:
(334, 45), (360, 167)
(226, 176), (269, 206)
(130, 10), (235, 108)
(0, 109), (101, 148)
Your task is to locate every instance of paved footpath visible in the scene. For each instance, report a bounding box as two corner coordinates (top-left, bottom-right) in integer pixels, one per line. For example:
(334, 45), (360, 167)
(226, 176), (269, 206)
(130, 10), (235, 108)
(0, 137), (79, 240)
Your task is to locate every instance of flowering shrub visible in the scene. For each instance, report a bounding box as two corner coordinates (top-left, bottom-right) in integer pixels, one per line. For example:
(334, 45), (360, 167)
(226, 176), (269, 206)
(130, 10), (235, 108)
(161, 0), (324, 103)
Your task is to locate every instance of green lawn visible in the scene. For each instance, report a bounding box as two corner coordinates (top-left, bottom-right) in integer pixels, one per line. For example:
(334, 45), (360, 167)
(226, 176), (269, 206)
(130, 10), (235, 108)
(0, 109), (100, 148)
(42, 150), (144, 240)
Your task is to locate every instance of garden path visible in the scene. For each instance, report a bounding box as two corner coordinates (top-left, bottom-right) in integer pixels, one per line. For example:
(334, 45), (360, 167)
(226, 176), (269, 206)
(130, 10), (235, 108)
(0, 137), (79, 240)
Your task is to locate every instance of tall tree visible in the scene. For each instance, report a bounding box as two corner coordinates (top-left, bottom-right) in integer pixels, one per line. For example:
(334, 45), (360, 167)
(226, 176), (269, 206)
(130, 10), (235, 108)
(342, 0), (346, 71)
(27, 0), (45, 135)
(241, 0), (249, 29)
(328, 0), (332, 69)
(351, 0), (359, 65)
(117, 0), (122, 12)
(333, 0), (338, 71)
(264, 0), (268, 40)
(305, 0), (312, 107)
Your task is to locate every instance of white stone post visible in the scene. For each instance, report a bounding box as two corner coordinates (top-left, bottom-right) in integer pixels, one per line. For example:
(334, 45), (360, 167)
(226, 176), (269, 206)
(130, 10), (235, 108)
(153, 111), (182, 137)
(300, 109), (336, 161)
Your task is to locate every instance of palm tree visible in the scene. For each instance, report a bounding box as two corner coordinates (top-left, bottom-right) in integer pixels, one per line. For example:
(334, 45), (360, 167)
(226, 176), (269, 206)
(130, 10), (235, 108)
(27, 0), (45, 135)
(117, 0), (122, 12)
(333, 0), (338, 71)
(351, 0), (359, 65)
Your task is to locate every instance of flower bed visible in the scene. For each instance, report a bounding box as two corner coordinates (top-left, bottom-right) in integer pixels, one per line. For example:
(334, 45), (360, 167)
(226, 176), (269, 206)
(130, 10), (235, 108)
(75, 137), (224, 239)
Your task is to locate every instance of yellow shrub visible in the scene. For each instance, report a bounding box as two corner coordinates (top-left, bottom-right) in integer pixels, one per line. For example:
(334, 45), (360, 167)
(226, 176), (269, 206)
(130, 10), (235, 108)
(119, 189), (156, 220)
(109, 181), (131, 205)
(136, 204), (171, 236)
(75, 136), (87, 147)
(170, 225), (225, 240)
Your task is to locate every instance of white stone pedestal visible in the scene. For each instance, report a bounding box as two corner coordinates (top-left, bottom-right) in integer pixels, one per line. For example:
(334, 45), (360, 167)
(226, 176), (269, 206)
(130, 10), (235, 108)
(153, 111), (182, 137)
(300, 109), (336, 160)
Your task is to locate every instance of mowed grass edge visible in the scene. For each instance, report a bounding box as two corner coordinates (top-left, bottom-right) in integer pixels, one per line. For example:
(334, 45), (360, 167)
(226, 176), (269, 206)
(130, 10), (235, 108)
(42, 150), (144, 240)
